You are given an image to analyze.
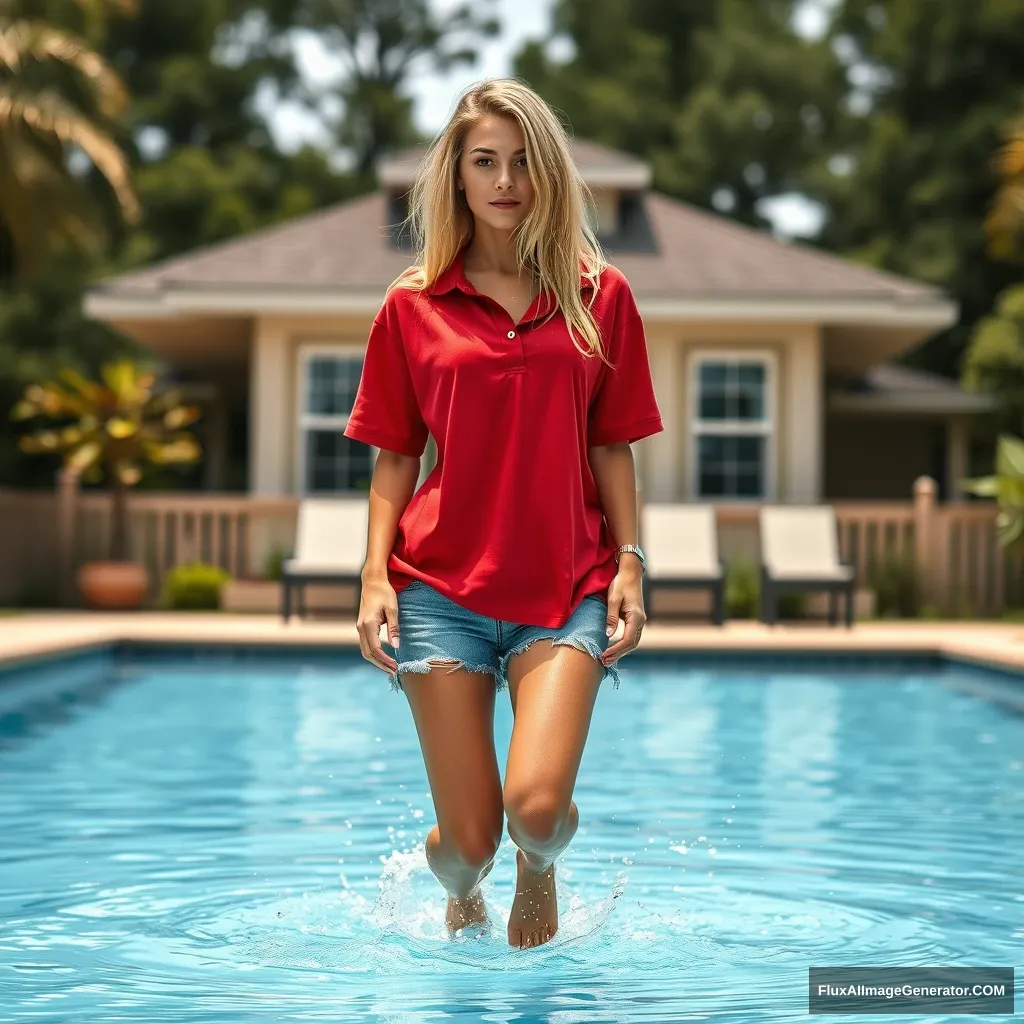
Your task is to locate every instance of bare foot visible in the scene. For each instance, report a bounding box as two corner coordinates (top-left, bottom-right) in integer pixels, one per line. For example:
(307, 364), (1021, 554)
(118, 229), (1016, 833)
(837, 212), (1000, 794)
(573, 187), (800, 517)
(445, 886), (489, 938)
(507, 848), (558, 949)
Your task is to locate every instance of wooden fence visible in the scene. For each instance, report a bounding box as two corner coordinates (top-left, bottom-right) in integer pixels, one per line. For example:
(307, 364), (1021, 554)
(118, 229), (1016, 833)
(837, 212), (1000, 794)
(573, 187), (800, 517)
(0, 472), (1020, 614)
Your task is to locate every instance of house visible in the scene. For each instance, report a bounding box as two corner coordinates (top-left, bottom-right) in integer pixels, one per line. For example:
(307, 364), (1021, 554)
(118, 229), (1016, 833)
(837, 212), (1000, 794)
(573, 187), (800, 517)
(84, 140), (987, 510)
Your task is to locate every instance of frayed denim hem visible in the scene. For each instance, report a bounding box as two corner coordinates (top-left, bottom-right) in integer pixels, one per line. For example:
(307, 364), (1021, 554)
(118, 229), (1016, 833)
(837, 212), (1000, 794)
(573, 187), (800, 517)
(497, 635), (621, 692)
(388, 658), (500, 693)
(388, 636), (620, 693)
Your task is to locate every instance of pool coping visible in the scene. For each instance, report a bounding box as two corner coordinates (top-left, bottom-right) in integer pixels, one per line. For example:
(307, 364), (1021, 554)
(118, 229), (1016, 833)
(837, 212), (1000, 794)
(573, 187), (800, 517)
(2, 613), (1024, 677)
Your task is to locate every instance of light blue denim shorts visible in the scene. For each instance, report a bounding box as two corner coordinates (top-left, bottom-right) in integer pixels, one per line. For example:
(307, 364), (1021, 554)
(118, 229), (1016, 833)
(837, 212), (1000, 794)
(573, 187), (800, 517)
(387, 579), (621, 694)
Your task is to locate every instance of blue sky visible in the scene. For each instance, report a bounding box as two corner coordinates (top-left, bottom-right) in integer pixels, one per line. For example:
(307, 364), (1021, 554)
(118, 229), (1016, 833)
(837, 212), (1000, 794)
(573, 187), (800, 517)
(261, 0), (836, 237)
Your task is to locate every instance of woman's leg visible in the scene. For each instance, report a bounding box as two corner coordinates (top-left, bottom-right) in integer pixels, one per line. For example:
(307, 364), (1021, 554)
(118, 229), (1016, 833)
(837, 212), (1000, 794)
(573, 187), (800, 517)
(502, 642), (604, 947)
(401, 663), (506, 935)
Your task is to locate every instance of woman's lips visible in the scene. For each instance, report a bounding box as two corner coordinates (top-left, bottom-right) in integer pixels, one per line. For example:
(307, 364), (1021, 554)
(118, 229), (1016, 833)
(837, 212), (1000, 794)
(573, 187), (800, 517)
(490, 200), (520, 207)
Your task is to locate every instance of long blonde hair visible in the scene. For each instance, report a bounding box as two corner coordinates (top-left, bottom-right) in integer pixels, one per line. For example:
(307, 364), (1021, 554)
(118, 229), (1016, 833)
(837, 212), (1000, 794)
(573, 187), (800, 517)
(390, 78), (612, 365)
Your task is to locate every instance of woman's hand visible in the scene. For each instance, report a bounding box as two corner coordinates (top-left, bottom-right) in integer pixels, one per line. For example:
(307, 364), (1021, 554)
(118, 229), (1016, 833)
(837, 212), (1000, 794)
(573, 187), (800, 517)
(357, 573), (400, 673)
(601, 563), (646, 666)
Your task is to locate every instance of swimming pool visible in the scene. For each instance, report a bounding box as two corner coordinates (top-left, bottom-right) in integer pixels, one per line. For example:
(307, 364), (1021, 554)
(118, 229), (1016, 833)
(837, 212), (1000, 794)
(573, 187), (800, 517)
(0, 645), (1020, 1022)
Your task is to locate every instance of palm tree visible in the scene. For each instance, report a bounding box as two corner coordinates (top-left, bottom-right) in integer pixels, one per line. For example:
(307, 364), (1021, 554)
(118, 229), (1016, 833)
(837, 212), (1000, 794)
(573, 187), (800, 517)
(0, 0), (139, 275)
(986, 113), (1024, 262)
(11, 360), (202, 562)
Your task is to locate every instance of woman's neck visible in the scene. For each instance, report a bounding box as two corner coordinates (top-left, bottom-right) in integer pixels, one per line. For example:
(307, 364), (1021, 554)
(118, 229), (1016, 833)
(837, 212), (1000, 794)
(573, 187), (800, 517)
(462, 227), (521, 275)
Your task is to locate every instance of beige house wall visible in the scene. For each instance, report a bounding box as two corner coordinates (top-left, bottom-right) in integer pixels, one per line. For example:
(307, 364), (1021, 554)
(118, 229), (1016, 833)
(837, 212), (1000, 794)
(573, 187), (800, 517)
(250, 314), (824, 503)
(646, 321), (822, 503)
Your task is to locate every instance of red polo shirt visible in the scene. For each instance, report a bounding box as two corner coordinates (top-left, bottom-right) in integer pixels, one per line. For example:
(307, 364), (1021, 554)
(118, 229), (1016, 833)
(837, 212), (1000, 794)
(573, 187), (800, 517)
(343, 253), (664, 628)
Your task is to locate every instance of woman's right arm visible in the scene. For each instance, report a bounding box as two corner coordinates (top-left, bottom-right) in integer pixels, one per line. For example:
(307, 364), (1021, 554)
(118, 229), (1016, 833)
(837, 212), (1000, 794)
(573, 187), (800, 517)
(357, 450), (422, 673)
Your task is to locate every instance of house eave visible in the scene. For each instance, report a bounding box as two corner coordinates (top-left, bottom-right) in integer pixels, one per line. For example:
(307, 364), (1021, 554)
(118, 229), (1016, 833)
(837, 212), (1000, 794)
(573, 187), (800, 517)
(378, 166), (652, 191)
(85, 286), (958, 329)
(828, 392), (995, 415)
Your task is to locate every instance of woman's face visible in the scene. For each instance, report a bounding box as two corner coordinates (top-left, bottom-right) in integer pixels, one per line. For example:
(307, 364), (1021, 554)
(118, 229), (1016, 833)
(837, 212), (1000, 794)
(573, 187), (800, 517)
(457, 114), (534, 234)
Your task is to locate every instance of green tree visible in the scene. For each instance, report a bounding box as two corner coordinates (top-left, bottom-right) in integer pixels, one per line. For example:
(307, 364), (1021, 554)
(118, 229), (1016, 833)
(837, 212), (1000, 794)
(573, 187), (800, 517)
(0, 0), (140, 277)
(514, 0), (842, 228)
(962, 284), (1024, 436)
(810, 0), (1024, 378)
(290, 0), (500, 176)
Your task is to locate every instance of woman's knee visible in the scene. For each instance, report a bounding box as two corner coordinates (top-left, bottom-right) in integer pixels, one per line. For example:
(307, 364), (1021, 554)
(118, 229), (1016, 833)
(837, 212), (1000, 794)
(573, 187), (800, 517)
(503, 787), (565, 846)
(437, 820), (503, 870)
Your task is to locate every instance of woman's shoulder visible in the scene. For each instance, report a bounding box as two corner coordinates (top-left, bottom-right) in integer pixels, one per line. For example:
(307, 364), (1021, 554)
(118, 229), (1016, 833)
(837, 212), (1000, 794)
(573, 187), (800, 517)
(378, 267), (427, 318)
(594, 262), (631, 293)
(588, 262), (636, 310)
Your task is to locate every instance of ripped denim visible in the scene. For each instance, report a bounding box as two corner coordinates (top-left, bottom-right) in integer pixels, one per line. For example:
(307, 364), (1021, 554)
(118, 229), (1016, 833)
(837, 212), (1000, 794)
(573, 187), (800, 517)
(387, 579), (621, 693)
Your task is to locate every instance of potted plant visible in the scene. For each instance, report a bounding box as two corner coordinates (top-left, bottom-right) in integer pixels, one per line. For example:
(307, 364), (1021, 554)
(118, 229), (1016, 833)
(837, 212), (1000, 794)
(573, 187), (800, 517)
(10, 361), (202, 609)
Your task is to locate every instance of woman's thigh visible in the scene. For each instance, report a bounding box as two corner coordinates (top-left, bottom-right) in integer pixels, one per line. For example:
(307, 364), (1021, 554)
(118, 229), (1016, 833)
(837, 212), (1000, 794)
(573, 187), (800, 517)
(395, 580), (505, 848)
(501, 595), (611, 815)
(401, 665), (505, 852)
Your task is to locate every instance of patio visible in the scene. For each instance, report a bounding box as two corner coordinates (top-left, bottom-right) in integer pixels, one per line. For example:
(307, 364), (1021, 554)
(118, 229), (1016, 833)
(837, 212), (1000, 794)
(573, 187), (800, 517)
(3, 613), (1024, 678)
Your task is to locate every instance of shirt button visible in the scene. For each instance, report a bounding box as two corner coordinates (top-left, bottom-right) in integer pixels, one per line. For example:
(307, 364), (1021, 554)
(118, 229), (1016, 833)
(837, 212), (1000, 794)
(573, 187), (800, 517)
(507, 330), (516, 339)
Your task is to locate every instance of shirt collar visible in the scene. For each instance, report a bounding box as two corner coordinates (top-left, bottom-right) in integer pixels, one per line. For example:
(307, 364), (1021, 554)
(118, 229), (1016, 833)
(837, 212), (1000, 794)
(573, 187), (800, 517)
(426, 251), (473, 296)
(427, 250), (598, 297)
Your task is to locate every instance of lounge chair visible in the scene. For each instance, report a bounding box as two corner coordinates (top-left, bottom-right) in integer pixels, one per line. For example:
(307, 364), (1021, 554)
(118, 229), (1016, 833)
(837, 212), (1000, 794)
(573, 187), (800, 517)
(639, 504), (726, 625)
(281, 498), (368, 621)
(758, 505), (855, 627)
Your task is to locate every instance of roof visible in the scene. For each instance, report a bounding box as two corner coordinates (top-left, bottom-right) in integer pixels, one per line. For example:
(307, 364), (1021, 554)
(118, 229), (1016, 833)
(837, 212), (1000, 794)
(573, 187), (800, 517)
(91, 189), (947, 307)
(377, 138), (653, 189)
(829, 364), (995, 415)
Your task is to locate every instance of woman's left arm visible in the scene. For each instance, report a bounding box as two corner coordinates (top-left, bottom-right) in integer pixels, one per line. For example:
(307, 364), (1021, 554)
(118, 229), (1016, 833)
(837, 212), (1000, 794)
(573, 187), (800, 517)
(588, 442), (646, 666)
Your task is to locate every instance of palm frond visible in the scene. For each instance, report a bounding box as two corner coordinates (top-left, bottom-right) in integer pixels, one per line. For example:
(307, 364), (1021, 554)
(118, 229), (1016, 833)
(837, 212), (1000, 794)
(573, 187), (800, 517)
(0, 85), (139, 220)
(71, 0), (139, 17)
(0, 20), (129, 116)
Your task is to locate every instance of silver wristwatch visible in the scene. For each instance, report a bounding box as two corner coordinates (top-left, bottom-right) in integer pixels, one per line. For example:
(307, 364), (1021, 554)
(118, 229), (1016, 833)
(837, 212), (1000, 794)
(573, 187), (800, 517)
(615, 544), (645, 572)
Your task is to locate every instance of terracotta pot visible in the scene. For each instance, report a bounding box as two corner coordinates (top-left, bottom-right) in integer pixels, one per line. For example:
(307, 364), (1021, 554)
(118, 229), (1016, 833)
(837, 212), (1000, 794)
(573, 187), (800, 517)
(77, 561), (150, 610)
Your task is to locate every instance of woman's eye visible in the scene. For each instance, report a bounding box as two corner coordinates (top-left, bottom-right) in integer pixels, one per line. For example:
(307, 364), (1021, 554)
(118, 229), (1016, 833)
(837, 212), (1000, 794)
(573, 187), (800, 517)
(475, 158), (492, 166)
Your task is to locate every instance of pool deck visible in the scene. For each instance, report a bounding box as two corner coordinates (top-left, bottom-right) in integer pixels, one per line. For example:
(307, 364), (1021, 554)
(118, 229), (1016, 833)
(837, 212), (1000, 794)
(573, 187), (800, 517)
(2, 612), (1024, 675)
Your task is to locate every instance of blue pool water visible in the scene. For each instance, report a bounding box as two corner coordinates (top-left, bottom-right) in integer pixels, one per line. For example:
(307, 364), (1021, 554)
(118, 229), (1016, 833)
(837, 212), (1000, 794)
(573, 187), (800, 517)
(0, 646), (1021, 1023)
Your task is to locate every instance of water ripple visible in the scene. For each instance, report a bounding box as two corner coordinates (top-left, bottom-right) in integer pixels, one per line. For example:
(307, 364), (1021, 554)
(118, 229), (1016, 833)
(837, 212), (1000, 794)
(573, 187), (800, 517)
(0, 653), (1021, 1021)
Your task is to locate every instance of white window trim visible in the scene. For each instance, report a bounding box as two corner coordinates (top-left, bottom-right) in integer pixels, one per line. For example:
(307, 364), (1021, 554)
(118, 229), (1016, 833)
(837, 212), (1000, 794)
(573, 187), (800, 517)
(296, 342), (375, 496)
(687, 348), (777, 502)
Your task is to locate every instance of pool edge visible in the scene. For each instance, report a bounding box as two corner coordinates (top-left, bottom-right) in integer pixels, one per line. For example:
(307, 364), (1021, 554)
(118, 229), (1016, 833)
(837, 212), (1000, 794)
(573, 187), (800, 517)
(2, 625), (1024, 679)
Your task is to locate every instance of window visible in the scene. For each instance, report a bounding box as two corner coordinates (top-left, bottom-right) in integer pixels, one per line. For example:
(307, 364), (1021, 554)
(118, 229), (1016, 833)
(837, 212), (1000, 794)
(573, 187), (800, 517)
(689, 352), (774, 499)
(297, 347), (375, 494)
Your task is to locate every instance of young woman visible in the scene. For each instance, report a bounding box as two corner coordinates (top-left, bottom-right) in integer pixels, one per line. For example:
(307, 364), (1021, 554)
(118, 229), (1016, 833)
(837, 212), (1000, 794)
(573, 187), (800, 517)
(343, 78), (663, 950)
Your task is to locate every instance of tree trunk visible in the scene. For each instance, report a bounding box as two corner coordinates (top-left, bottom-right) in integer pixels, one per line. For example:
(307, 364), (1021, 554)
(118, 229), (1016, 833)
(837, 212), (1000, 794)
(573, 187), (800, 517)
(109, 473), (129, 562)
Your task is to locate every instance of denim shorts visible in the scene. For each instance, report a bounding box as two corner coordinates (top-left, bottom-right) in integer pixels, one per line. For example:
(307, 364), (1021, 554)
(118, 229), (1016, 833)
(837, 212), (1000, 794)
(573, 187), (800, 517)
(387, 579), (622, 694)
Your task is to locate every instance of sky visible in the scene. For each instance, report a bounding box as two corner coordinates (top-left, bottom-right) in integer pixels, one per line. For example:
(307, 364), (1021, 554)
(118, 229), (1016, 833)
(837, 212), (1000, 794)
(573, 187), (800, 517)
(261, 0), (837, 238)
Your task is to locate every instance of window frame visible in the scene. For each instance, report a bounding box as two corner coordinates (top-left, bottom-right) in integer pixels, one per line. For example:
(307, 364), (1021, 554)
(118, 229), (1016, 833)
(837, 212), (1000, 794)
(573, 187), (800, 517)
(687, 348), (777, 502)
(295, 342), (375, 496)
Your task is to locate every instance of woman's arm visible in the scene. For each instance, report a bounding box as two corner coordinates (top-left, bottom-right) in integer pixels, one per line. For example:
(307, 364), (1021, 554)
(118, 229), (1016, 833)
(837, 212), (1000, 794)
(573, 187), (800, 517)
(588, 442), (642, 579)
(361, 450), (422, 581)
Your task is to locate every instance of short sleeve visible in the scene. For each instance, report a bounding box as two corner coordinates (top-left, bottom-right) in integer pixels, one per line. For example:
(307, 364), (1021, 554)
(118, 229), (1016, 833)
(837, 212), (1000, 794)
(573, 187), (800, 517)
(343, 304), (429, 458)
(587, 278), (664, 447)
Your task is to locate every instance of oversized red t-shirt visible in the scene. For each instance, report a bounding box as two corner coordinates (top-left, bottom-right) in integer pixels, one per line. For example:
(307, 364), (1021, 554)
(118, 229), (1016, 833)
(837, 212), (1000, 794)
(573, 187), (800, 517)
(343, 252), (664, 628)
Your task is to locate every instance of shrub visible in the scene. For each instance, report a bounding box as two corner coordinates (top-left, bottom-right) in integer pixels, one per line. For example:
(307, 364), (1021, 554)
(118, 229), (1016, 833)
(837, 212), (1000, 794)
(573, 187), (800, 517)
(263, 544), (289, 582)
(725, 557), (759, 618)
(161, 562), (230, 610)
(868, 551), (919, 618)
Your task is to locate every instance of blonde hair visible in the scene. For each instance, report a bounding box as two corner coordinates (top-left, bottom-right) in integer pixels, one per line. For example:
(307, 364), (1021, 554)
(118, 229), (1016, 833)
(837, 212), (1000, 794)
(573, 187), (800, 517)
(390, 78), (611, 364)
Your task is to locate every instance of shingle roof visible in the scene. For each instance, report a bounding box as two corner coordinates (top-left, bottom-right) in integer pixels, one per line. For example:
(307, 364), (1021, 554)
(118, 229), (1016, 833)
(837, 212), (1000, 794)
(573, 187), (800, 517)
(94, 188), (942, 304)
